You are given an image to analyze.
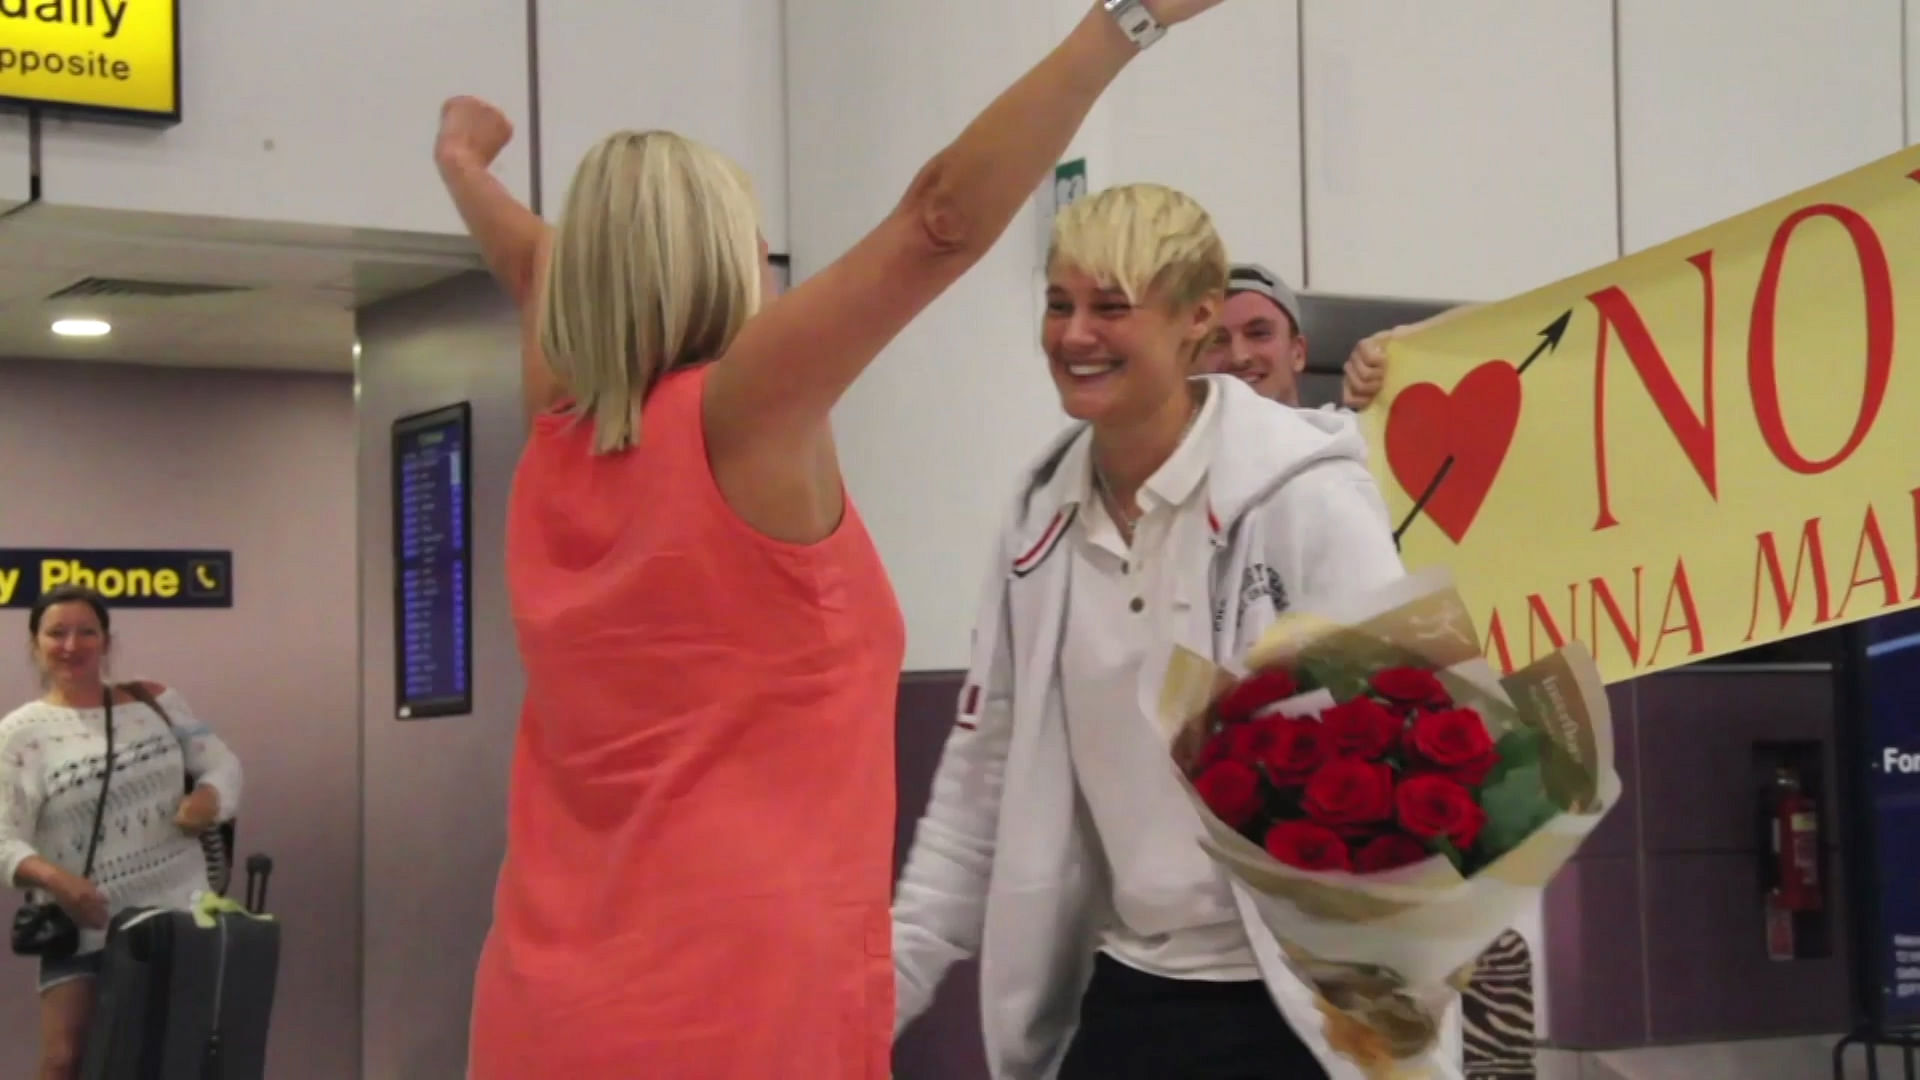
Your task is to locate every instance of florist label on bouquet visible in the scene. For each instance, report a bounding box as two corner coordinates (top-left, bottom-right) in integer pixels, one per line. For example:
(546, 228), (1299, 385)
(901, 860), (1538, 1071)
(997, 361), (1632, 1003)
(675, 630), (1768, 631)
(1364, 143), (1920, 684)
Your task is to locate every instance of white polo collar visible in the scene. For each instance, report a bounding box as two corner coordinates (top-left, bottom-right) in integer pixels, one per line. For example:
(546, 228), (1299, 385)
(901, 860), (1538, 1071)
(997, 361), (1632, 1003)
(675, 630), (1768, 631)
(1056, 379), (1221, 517)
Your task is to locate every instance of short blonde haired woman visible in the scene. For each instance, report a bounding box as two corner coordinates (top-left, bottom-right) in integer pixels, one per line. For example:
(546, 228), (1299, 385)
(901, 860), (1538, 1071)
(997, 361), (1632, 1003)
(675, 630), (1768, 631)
(431, 2), (1238, 1076)
(890, 185), (1411, 1079)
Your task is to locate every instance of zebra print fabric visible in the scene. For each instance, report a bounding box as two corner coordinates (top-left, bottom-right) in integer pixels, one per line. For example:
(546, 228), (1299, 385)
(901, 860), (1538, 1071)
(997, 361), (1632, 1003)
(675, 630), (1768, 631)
(1462, 930), (1536, 1079)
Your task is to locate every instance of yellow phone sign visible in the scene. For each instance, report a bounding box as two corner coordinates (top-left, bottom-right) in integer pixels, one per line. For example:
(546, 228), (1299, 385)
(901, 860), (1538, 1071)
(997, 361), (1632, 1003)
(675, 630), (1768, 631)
(0, 0), (179, 121)
(0, 549), (231, 608)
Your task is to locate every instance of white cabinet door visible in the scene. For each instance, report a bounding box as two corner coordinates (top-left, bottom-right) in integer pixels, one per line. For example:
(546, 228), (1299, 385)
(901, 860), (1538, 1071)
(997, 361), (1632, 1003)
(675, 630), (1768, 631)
(1302, 0), (1618, 302)
(37, 0), (532, 235)
(537, 0), (790, 253)
(1617, 0), (1904, 253)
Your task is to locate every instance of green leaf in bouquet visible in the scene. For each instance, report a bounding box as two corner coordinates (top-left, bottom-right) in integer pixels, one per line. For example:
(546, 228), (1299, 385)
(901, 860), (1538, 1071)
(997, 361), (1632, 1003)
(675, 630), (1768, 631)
(1475, 763), (1559, 861)
(1295, 630), (1426, 702)
(1431, 835), (1465, 874)
(1295, 653), (1367, 703)
(1477, 728), (1545, 792)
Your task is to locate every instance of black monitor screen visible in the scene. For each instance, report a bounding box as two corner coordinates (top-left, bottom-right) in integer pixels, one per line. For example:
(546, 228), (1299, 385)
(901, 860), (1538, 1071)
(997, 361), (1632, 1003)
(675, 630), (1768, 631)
(391, 403), (474, 720)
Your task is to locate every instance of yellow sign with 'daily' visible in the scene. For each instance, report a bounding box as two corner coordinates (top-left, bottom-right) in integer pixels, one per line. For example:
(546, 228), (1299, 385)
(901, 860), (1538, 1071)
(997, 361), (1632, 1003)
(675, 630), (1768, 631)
(0, 0), (177, 120)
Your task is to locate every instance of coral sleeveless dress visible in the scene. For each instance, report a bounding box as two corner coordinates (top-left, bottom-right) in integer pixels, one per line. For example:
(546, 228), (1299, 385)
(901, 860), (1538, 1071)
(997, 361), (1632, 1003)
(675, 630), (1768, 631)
(469, 366), (905, 1079)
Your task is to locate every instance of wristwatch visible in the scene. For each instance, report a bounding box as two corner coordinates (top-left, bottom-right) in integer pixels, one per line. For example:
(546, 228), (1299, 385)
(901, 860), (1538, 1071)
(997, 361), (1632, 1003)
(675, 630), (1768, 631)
(1103, 0), (1167, 50)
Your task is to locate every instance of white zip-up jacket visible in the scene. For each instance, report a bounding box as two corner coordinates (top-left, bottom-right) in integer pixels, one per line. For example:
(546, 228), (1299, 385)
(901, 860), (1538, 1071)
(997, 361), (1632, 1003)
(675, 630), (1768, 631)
(892, 375), (1462, 1079)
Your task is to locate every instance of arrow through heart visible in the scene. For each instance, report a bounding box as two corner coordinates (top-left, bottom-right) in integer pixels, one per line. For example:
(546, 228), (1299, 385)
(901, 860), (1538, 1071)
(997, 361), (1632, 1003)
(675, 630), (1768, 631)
(1383, 310), (1572, 546)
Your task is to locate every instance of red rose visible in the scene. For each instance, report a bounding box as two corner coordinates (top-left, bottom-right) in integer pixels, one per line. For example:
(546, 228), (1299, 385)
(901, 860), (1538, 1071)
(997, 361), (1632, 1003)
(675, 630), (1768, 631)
(1191, 729), (1232, 773)
(1320, 698), (1403, 760)
(1302, 759), (1394, 832)
(1369, 667), (1450, 710)
(1260, 719), (1331, 786)
(1395, 774), (1487, 850)
(1216, 668), (1300, 724)
(1405, 708), (1499, 786)
(1221, 717), (1280, 763)
(1353, 833), (1432, 873)
(1264, 820), (1352, 872)
(1195, 760), (1263, 828)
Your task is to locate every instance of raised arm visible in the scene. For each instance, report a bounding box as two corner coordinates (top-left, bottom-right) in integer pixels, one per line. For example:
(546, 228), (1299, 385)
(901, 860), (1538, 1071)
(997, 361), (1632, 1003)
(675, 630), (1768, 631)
(433, 98), (560, 421)
(704, 0), (1232, 472)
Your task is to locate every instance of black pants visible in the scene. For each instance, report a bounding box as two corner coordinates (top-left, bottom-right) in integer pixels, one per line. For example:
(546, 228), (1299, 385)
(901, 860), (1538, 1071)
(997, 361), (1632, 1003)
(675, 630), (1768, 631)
(1057, 954), (1331, 1080)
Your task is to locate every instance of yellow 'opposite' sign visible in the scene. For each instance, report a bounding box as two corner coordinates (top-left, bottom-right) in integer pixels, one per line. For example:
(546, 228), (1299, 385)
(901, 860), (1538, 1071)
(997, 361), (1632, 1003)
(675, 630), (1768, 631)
(1363, 143), (1920, 685)
(0, 0), (177, 120)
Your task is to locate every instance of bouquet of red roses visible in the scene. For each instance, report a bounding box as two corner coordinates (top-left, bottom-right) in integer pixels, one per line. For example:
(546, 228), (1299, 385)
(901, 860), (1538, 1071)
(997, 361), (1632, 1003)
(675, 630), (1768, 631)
(1188, 662), (1549, 883)
(1162, 567), (1618, 1079)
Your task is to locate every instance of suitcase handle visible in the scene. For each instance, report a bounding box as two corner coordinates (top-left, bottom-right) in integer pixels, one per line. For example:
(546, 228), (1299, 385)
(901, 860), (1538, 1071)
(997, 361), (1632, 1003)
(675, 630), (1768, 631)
(244, 854), (273, 913)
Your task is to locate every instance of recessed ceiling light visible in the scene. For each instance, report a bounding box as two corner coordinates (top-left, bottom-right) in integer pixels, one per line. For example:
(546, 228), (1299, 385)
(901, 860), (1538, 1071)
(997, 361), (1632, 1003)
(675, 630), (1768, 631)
(51, 318), (111, 338)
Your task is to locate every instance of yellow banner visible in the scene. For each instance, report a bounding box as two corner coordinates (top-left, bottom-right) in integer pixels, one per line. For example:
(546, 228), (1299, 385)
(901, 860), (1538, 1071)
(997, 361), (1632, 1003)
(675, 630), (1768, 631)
(0, 0), (178, 120)
(1362, 143), (1920, 685)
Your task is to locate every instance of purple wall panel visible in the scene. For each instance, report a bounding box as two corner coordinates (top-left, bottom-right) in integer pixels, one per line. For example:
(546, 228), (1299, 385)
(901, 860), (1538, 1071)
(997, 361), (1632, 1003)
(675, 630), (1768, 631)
(1633, 672), (1838, 854)
(1543, 856), (1649, 1047)
(1541, 666), (1850, 1050)
(893, 671), (990, 1080)
(1641, 853), (1852, 1041)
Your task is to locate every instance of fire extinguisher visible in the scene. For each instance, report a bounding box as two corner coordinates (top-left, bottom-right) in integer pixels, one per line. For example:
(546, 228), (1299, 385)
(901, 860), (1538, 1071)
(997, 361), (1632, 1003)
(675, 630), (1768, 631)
(1768, 766), (1822, 912)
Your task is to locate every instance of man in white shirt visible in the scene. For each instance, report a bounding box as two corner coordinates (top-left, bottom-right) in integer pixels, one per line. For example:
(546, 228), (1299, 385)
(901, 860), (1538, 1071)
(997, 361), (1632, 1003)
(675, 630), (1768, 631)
(1201, 262), (1310, 405)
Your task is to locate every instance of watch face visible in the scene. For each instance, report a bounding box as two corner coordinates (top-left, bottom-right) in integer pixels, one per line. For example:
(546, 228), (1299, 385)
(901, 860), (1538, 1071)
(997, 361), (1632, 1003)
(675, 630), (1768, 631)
(1105, 0), (1164, 43)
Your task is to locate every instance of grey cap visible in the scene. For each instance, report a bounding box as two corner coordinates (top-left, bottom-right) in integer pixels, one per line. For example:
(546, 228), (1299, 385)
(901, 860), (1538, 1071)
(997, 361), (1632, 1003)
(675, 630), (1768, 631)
(1227, 262), (1302, 331)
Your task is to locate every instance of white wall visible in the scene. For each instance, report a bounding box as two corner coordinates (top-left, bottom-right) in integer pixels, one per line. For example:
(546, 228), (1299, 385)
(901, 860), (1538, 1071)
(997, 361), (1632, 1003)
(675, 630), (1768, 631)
(1301, 1), (1619, 300)
(1910, 0), (1920, 144)
(788, 0), (1070, 670)
(28, 0), (793, 244)
(36, 0), (533, 234)
(536, 0), (790, 251)
(1616, 0), (1905, 253)
(1097, 1), (1306, 284)
(0, 115), (27, 207)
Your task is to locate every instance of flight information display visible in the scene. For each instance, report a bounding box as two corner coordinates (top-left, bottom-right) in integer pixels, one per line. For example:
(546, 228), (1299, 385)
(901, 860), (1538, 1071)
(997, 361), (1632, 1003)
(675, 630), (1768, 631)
(391, 403), (473, 719)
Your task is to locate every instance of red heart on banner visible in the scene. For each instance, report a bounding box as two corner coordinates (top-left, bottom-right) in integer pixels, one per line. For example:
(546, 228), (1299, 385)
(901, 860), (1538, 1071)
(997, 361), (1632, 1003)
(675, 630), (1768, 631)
(1383, 361), (1523, 545)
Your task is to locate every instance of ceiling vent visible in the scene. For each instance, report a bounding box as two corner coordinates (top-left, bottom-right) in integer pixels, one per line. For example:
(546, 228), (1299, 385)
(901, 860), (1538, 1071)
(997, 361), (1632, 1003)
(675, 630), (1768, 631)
(45, 276), (253, 301)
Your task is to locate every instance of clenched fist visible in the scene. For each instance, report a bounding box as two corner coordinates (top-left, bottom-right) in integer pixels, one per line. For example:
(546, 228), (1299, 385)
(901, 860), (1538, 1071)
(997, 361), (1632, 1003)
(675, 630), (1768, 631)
(1341, 331), (1390, 411)
(435, 95), (514, 168)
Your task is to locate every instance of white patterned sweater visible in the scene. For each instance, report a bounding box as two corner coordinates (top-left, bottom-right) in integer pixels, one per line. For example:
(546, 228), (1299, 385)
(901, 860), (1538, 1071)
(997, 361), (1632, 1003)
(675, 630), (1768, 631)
(0, 686), (243, 955)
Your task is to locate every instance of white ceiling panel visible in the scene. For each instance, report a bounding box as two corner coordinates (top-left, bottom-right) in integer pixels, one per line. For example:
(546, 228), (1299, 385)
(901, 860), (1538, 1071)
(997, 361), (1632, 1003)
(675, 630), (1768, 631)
(0, 205), (482, 373)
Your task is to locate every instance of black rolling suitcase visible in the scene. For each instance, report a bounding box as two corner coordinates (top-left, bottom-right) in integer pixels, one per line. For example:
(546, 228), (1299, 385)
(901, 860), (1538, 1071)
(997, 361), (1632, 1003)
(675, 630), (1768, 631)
(80, 854), (281, 1080)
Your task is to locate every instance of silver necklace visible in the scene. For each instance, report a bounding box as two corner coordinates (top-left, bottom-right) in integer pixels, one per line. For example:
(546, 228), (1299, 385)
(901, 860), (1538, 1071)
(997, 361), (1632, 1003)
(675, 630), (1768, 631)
(1093, 394), (1201, 542)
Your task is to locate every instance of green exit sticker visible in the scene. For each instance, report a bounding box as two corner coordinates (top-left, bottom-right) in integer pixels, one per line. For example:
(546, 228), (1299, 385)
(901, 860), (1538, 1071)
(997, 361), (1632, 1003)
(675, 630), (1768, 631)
(1054, 158), (1089, 209)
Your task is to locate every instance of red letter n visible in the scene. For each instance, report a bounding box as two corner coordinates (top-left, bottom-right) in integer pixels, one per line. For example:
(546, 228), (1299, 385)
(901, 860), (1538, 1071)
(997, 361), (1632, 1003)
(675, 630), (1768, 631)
(1587, 252), (1718, 530)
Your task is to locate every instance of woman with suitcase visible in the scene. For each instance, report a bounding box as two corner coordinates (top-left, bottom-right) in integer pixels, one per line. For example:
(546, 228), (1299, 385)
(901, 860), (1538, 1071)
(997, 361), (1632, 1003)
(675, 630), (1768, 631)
(0, 586), (244, 1080)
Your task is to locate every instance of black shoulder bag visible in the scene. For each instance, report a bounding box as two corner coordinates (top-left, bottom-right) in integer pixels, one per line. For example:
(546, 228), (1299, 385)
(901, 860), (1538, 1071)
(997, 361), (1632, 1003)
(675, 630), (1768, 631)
(11, 694), (115, 959)
(121, 683), (235, 896)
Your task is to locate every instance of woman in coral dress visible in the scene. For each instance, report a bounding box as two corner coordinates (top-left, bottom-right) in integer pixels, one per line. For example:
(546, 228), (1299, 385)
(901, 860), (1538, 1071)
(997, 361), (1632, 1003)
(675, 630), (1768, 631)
(430, 1), (1233, 1074)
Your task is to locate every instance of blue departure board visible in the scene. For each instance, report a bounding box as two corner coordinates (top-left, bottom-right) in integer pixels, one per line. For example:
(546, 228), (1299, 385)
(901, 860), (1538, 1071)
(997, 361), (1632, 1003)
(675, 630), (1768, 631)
(391, 403), (473, 719)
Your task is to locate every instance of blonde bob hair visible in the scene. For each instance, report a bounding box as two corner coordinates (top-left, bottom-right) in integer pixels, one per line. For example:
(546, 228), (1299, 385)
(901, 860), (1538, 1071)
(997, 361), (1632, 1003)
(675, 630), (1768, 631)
(538, 130), (764, 454)
(1047, 183), (1229, 314)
